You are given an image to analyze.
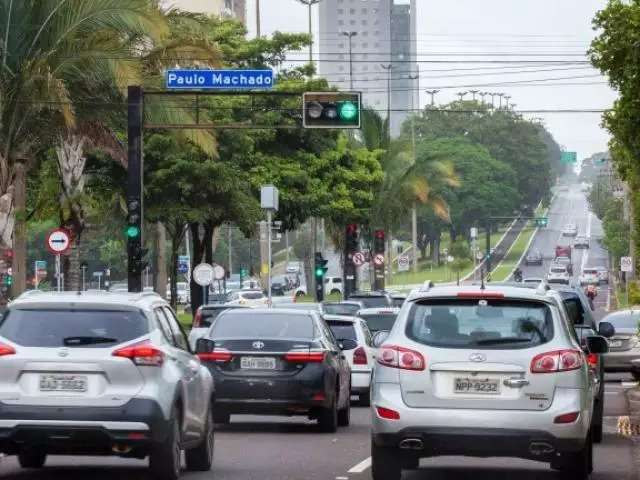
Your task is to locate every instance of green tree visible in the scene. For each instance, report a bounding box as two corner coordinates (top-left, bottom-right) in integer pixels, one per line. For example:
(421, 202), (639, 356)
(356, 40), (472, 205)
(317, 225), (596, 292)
(449, 238), (472, 284)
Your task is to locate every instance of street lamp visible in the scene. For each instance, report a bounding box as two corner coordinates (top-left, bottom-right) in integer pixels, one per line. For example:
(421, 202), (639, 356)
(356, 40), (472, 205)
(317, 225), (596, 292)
(408, 72), (419, 273)
(381, 63), (393, 131)
(341, 31), (358, 90)
(469, 89), (479, 101)
(479, 91), (488, 104)
(504, 95), (512, 109)
(425, 89), (439, 107)
(297, 0), (321, 73)
(497, 93), (504, 109)
(456, 91), (468, 102)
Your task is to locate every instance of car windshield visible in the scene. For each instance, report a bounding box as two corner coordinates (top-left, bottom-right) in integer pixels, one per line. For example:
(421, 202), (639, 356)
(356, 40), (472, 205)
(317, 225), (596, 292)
(358, 313), (397, 333)
(0, 309), (149, 347)
(605, 312), (640, 329)
(323, 303), (360, 316)
(350, 296), (389, 308)
(210, 312), (315, 339)
(406, 300), (554, 349)
(326, 320), (357, 341)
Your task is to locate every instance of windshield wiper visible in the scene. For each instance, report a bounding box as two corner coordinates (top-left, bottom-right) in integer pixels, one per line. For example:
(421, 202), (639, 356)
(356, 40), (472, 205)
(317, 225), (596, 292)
(63, 336), (118, 346)
(474, 337), (537, 346)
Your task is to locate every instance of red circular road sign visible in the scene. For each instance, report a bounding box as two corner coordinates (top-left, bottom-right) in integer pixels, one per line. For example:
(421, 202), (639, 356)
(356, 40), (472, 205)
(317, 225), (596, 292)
(46, 228), (72, 255)
(373, 254), (385, 266)
(352, 252), (366, 266)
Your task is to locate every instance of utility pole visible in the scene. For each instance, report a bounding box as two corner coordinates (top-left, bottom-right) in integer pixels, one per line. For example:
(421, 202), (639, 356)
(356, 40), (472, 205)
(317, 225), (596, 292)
(341, 31), (358, 90)
(504, 95), (512, 109)
(479, 92), (488, 104)
(489, 92), (497, 108)
(297, 0), (321, 72)
(425, 89), (439, 107)
(497, 93), (504, 109)
(256, 0), (261, 37)
(408, 72), (419, 273)
(381, 64), (393, 136)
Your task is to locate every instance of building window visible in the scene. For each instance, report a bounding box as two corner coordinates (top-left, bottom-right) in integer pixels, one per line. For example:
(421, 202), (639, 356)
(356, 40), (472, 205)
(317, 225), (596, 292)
(350, 19), (356, 25)
(338, 8), (344, 14)
(338, 20), (344, 25)
(362, 31), (368, 37)
(362, 19), (367, 26)
(374, 42), (380, 48)
(362, 65), (369, 71)
(339, 54), (345, 60)
(350, 8), (355, 13)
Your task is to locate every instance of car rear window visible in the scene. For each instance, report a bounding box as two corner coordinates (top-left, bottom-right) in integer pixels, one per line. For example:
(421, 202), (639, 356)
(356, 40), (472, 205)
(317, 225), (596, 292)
(326, 320), (357, 341)
(350, 296), (389, 308)
(0, 309), (149, 347)
(211, 312), (314, 338)
(358, 313), (397, 332)
(198, 307), (235, 328)
(405, 300), (554, 349)
(241, 292), (264, 300)
(583, 269), (598, 275)
(323, 303), (360, 316)
(551, 267), (566, 273)
(605, 312), (640, 329)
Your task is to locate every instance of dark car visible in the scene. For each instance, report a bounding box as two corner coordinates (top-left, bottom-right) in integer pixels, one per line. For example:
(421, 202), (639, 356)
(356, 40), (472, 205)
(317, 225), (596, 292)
(348, 291), (393, 308)
(320, 300), (364, 317)
(524, 249), (543, 266)
(197, 309), (354, 432)
(357, 308), (400, 334)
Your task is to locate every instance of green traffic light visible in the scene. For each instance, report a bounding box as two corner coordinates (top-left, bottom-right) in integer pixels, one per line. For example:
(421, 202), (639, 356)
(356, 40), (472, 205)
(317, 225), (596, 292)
(126, 225), (141, 238)
(339, 101), (358, 121)
(315, 268), (324, 277)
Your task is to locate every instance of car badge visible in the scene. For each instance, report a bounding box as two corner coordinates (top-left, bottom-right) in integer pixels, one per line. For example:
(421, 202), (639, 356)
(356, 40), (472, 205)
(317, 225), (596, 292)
(252, 341), (265, 350)
(58, 348), (69, 358)
(469, 353), (486, 362)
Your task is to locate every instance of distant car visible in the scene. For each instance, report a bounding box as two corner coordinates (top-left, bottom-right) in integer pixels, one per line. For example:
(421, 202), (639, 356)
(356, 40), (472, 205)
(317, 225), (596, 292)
(324, 276), (343, 295)
(554, 256), (573, 275)
(188, 304), (249, 350)
(166, 281), (190, 304)
(348, 291), (393, 308)
(226, 289), (268, 307)
(323, 315), (375, 406)
(562, 224), (578, 237)
(109, 282), (128, 292)
(547, 264), (570, 284)
(555, 245), (572, 260)
(524, 250), (543, 266)
(595, 267), (609, 284)
(357, 307), (400, 334)
(286, 262), (301, 274)
(601, 309), (640, 380)
(573, 236), (590, 249)
(522, 277), (544, 284)
(320, 300), (364, 317)
(579, 267), (600, 286)
(207, 292), (231, 304)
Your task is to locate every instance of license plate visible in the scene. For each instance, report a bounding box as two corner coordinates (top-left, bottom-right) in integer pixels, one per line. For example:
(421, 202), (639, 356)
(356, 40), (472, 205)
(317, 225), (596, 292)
(610, 340), (622, 348)
(454, 378), (500, 394)
(39, 374), (88, 392)
(240, 357), (276, 370)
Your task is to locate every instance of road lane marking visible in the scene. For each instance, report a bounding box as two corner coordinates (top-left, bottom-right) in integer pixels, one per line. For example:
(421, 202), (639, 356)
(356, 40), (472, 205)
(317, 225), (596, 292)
(348, 457), (372, 473)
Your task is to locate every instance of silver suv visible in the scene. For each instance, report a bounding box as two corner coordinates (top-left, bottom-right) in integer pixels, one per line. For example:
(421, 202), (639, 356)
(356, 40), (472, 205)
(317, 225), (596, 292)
(0, 291), (214, 480)
(370, 285), (610, 480)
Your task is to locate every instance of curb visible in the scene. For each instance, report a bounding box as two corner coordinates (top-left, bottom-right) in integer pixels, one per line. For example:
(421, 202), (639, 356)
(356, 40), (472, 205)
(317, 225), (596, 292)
(624, 387), (640, 480)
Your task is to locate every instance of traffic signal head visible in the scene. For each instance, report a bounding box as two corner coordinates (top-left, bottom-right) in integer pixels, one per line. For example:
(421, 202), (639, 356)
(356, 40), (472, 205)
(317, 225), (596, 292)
(346, 224), (359, 253)
(126, 199), (142, 239)
(314, 252), (328, 279)
(303, 92), (361, 129)
(374, 230), (385, 254)
(4, 274), (12, 287)
(536, 217), (548, 228)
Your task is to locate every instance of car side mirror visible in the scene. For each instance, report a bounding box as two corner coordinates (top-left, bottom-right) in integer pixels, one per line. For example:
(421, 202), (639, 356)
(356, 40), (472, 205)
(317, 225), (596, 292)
(586, 336), (609, 355)
(338, 338), (358, 351)
(598, 321), (615, 338)
(195, 338), (215, 354)
(372, 330), (390, 348)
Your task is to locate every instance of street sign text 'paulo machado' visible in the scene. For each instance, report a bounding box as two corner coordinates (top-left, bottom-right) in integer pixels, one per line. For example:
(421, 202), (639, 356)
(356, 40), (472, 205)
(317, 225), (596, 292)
(166, 69), (274, 90)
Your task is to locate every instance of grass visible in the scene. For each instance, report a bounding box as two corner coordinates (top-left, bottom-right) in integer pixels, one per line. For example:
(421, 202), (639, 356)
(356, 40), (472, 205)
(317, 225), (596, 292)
(178, 312), (192, 329)
(491, 224), (536, 281)
(294, 292), (342, 303)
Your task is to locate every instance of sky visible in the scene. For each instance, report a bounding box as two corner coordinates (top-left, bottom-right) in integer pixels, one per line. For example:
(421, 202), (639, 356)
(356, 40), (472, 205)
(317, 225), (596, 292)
(241, 0), (617, 160)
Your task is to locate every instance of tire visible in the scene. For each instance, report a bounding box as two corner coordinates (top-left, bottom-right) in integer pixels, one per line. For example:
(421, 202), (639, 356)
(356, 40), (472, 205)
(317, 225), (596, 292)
(592, 398), (604, 444)
(149, 409), (181, 480)
(371, 442), (402, 480)
(318, 396), (338, 433)
(338, 387), (351, 427)
(185, 407), (214, 472)
(554, 432), (592, 480)
(18, 449), (46, 469)
(213, 411), (231, 424)
(632, 371), (640, 382)
(359, 389), (371, 407)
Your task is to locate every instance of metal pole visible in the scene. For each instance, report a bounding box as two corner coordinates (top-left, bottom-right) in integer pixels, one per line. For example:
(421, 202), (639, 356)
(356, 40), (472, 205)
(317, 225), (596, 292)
(82, 266), (86, 291)
(412, 205), (418, 273)
(56, 255), (61, 292)
(34, 261), (38, 290)
(308, 3), (313, 65)
(267, 210), (272, 307)
(228, 224), (233, 275)
(285, 231), (290, 265)
(381, 64), (393, 137)
(485, 222), (491, 274)
(256, 0), (261, 37)
(127, 85), (144, 293)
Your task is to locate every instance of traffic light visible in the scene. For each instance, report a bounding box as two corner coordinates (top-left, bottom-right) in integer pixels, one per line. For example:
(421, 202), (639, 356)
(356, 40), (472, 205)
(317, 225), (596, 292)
(303, 92), (361, 129)
(373, 229), (385, 254)
(314, 252), (328, 302)
(126, 199), (142, 239)
(126, 197), (144, 291)
(239, 266), (248, 288)
(346, 224), (358, 253)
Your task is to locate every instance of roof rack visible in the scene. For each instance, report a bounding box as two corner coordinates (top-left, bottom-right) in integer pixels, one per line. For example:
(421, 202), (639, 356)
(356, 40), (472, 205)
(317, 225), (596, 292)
(419, 280), (434, 292)
(535, 281), (551, 295)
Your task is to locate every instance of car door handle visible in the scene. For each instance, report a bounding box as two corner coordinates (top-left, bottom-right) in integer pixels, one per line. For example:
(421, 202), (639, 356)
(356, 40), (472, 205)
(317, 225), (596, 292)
(504, 378), (529, 388)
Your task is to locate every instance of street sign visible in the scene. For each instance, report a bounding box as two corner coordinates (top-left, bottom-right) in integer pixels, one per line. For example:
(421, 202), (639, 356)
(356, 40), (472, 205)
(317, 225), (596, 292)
(352, 252), (366, 266)
(373, 254), (385, 266)
(397, 255), (410, 272)
(561, 151), (577, 164)
(46, 229), (71, 255)
(535, 217), (549, 228)
(213, 265), (226, 281)
(193, 263), (215, 286)
(621, 257), (633, 273)
(178, 255), (190, 274)
(166, 69), (274, 90)
(470, 227), (478, 240)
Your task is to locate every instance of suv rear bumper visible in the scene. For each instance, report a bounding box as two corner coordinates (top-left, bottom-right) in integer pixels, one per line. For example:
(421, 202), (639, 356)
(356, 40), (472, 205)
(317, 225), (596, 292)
(0, 399), (168, 455)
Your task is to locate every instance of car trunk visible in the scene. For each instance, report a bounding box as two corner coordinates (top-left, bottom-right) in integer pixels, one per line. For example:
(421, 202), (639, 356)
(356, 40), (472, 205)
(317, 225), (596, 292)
(608, 327), (637, 352)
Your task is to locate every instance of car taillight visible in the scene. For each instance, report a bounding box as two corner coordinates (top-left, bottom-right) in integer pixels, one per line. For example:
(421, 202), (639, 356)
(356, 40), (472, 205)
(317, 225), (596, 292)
(353, 346), (368, 365)
(284, 351), (325, 363)
(0, 343), (15, 356)
(377, 345), (425, 371)
(586, 353), (598, 369)
(192, 308), (202, 328)
(554, 412), (580, 424)
(113, 341), (164, 366)
(197, 349), (233, 363)
(531, 349), (583, 373)
(376, 406), (400, 420)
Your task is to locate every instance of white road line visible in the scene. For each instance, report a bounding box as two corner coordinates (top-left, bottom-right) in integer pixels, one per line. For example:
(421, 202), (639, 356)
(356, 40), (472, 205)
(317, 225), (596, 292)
(348, 457), (372, 473)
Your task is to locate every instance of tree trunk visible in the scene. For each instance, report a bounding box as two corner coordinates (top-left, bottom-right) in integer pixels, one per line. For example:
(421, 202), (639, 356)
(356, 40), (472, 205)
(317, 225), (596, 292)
(11, 162), (26, 296)
(432, 236), (441, 266)
(65, 241), (81, 291)
(155, 222), (168, 299)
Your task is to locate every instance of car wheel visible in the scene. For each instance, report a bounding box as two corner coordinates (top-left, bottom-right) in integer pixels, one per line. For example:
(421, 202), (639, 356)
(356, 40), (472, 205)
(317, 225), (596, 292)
(359, 389), (371, 407)
(213, 411), (231, 424)
(632, 371), (640, 382)
(18, 449), (46, 469)
(318, 396), (338, 433)
(554, 432), (591, 480)
(185, 406), (214, 472)
(338, 386), (351, 427)
(371, 442), (402, 480)
(592, 397), (604, 444)
(149, 408), (181, 480)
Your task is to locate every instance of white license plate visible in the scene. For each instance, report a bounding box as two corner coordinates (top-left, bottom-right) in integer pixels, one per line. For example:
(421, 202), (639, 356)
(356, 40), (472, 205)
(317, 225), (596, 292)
(609, 340), (622, 348)
(454, 378), (500, 394)
(240, 357), (276, 370)
(39, 374), (88, 392)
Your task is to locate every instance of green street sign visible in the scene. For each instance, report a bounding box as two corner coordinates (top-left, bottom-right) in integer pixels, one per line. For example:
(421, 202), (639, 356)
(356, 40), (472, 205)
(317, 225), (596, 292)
(561, 152), (577, 164)
(535, 217), (548, 228)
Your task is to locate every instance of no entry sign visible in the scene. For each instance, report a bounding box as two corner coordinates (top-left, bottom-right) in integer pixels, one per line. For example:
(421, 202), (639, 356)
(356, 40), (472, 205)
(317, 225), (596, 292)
(46, 229), (71, 255)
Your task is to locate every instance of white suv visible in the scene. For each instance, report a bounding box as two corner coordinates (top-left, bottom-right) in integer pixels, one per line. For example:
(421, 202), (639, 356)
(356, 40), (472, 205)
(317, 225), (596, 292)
(370, 285), (610, 480)
(0, 291), (215, 480)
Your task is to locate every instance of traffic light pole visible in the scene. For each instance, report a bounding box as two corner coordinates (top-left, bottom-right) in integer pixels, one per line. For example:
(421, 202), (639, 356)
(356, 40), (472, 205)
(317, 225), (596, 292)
(127, 86), (144, 292)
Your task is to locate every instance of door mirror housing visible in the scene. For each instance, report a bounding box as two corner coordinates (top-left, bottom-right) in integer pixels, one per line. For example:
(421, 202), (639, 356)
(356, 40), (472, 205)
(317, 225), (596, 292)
(195, 338), (215, 354)
(586, 336), (609, 355)
(372, 330), (390, 348)
(598, 321), (615, 338)
(337, 338), (358, 351)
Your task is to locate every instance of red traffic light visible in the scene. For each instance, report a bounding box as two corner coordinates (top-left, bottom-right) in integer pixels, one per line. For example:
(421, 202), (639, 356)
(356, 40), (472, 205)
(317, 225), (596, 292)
(346, 224), (358, 235)
(374, 230), (385, 240)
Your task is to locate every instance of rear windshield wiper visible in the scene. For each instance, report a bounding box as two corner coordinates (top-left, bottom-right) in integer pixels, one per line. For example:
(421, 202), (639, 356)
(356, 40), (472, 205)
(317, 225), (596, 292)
(63, 336), (118, 346)
(473, 337), (538, 346)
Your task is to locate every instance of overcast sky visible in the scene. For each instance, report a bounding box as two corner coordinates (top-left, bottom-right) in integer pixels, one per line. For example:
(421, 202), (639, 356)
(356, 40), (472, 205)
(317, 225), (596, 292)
(242, 0), (616, 159)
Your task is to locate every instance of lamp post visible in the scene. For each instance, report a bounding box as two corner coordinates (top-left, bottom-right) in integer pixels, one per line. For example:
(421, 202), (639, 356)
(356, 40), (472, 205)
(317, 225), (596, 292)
(497, 93), (504, 109)
(297, 0), (321, 71)
(341, 31), (358, 90)
(469, 89), (479, 101)
(408, 72), (419, 273)
(456, 91), (468, 102)
(425, 89), (439, 107)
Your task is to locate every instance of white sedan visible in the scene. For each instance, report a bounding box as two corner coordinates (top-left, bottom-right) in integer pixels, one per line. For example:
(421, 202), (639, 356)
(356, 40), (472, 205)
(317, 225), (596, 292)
(226, 289), (269, 307)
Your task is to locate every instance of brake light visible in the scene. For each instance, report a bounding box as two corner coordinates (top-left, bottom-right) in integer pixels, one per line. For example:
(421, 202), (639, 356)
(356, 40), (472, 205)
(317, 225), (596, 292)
(376, 406), (400, 420)
(0, 343), (15, 356)
(113, 341), (164, 366)
(531, 349), (583, 373)
(586, 353), (598, 369)
(353, 346), (368, 365)
(192, 308), (202, 328)
(457, 292), (505, 299)
(284, 351), (325, 363)
(554, 412), (580, 424)
(377, 345), (425, 371)
(197, 349), (233, 363)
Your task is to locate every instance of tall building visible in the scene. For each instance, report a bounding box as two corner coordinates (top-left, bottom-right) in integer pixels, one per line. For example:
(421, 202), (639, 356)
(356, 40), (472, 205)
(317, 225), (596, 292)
(165, 0), (246, 24)
(318, 0), (417, 136)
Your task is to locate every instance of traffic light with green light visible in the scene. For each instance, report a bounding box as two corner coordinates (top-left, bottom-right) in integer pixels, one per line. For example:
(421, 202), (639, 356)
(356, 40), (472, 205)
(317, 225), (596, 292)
(303, 92), (361, 129)
(535, 217), (548, 228)
(314, 252), (328, 302)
